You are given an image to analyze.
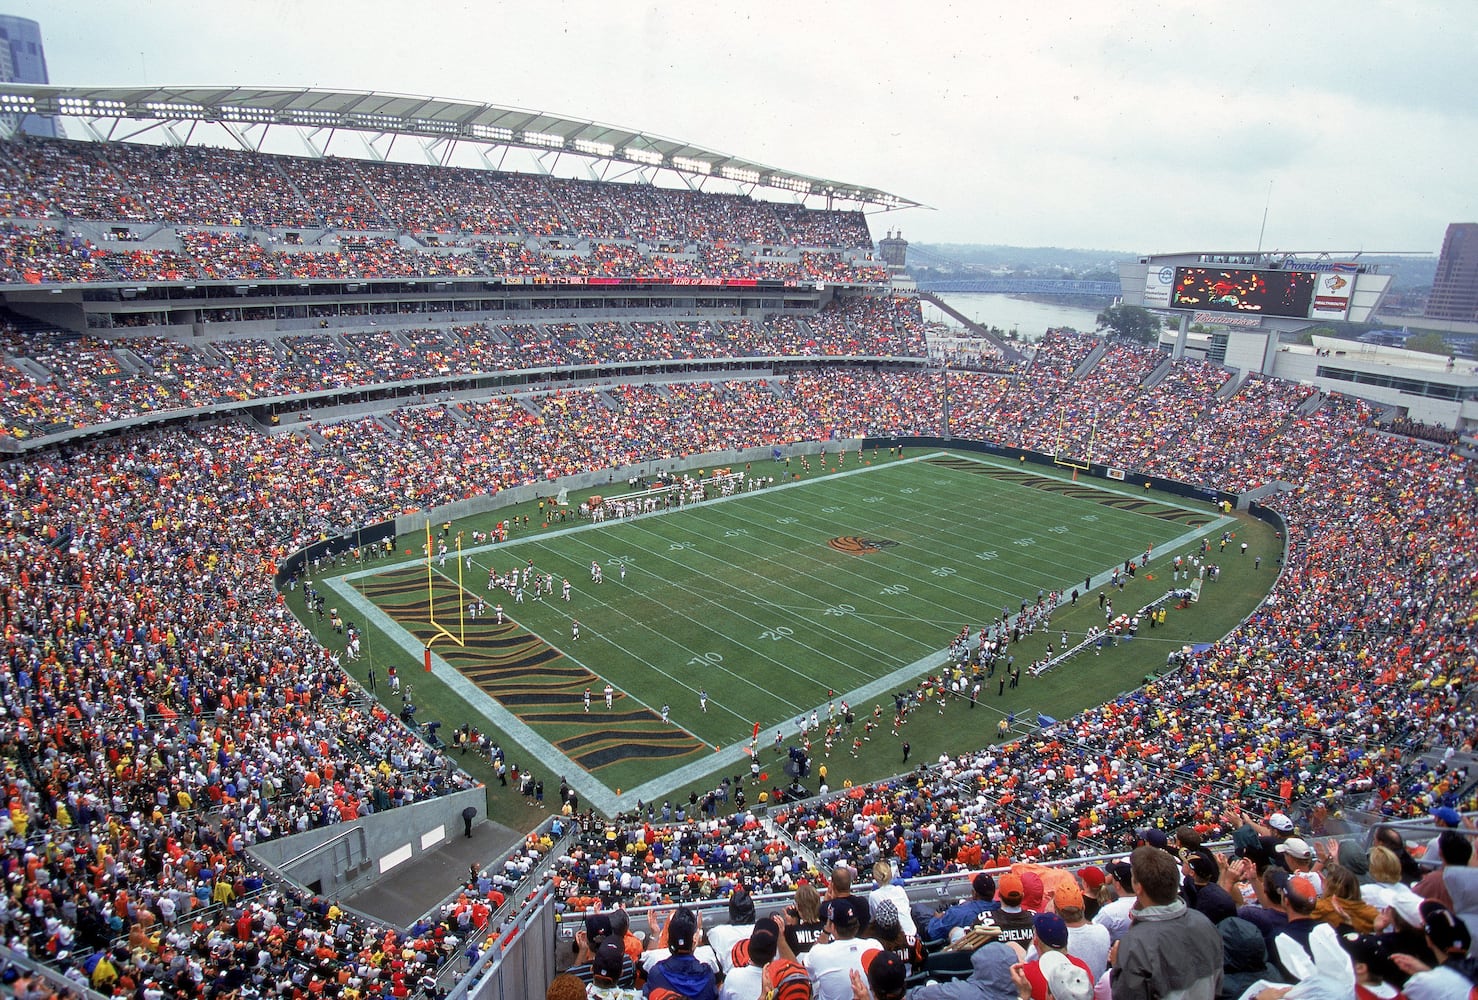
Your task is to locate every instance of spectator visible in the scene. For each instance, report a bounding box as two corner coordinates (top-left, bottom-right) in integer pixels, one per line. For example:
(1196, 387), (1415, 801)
(706, 885), (759, 975)
(591, 940), (642, 1000)
(1275, 840), (1322, 894)
(1372, 827), (1425, 886)
(862, 947), (909, 1000)
(923, 873), (1001, 943)
(909, 940), (1019, 1000)
(718, 917), (780, 1000)
(785, 883), (827, 956)
(1270, 876), (1326, 976)
(1217, 918), (1283, 1000)
(1110, 845), (1223, 1000)
(867, 899), (925, 981)
(759, 958), (814, 1000)
(1311, 864), (1378, 933)
(1415, 831), (1474, 912)
(1094, 863), (1138, 944)
(1339, 933), (1404, 1000)
(1019, 913), (1094, 1000)
(1185, 855), (1239, 926)
(800, 896), (880, 1000)
(820, 864), (871, 933)
(549, 974), (589, 1000)
(994, 873), (1043, 947)
(1392, 902), (1472, 1000)
(643, 906), (717, 1000)
(571, 913), (637, 987)
(1043, 881), (1110, 980)
(869, 861), (917, 939)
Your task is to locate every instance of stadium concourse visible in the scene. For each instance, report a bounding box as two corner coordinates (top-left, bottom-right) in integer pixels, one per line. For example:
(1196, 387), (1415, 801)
(0, 134), (1471, 1000)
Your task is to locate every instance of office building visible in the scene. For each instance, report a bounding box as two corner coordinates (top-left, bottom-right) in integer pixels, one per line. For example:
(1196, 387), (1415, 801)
(1426, 223), (1478, 323)
(0, 15), (58, 137)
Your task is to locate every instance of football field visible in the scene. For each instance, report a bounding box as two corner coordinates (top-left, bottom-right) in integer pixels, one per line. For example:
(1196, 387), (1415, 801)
(329, 451), (1234, 810)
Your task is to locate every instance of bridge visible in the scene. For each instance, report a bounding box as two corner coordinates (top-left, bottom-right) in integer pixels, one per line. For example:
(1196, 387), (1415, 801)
(915, 277), (1120, 296)
(916, 291), (1029, 366)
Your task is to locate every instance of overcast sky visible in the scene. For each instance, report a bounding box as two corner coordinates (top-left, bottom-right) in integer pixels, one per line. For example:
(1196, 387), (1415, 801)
(22, 0), (1477, 254)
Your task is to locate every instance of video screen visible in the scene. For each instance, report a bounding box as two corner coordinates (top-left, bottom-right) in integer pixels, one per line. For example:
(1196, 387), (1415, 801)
(1171, 267), (1317, 317)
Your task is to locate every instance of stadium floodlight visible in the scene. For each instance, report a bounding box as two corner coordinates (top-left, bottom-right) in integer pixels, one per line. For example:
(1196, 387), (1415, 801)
(522, 131), (564, 149)
(220, 105), (277, 124)
(722, 166), (761, 184)
(574, 139), (615, 158)
(770, 175), (812, 194)
(411, 118), (459, 135)
(470, 123), (514, 142)
(671, 156), (712, 175)
(61, 97), (126, 114)
(622, 147), (664, 166)
(349, 114), (403, 131)
(283, 109), (341, 127)
(0, 94), (37, 113)
(145, 101), (206, 117)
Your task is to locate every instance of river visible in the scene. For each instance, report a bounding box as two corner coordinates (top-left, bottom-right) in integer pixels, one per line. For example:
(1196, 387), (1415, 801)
(924, 292), (1106, 343)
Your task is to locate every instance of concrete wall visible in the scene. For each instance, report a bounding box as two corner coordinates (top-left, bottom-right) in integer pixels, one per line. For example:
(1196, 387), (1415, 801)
(1222, 329), (1277, 375)
(249, 784), (486, 899)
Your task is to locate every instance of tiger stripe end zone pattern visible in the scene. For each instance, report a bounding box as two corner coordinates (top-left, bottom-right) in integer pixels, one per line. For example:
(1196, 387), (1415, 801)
(827, 536), (900, 554)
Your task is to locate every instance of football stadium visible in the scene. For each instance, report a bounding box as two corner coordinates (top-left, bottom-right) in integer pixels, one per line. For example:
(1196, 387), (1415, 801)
(0, 84), (1473, 1000)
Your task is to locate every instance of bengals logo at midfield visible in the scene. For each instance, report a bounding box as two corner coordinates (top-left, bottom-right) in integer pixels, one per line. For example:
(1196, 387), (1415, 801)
(828, 536), (898, 555)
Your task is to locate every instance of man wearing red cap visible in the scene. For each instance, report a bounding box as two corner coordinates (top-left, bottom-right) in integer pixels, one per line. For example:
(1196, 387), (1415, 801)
(1269, 873), (1324, 976)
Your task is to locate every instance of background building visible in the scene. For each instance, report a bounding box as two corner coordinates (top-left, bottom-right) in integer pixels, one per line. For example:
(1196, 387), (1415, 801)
(0, 14), (58, 137)
(1426, 223), (1478, 322)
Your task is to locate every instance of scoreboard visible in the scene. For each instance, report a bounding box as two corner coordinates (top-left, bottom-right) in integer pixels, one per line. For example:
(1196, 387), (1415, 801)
(1160, 265), (1356, 321)
(1127, 255), (1383, 325)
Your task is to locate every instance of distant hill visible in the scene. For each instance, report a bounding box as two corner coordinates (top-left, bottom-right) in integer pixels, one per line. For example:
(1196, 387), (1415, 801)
(910, 244), (1131, 273)
(908, 244), (1438, 292)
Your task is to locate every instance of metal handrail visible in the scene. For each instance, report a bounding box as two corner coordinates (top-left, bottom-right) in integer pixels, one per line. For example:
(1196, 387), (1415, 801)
(275, 824), (366, 870)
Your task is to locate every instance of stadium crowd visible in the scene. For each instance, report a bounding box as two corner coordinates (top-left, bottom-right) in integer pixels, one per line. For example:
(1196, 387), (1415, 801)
(0, 135), (1474, 1000)
(0, 297), (930, 439)
(0, 137), (875, 248)
(0, 346), (1470, 996)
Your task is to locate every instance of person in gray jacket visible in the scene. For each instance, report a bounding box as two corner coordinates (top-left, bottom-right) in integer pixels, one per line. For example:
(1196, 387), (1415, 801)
(1111, 846), (1224, 1000)
(910, 940), (1019, 1000)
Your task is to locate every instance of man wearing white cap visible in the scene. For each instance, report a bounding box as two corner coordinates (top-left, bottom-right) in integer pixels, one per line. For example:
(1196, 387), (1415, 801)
(1227, 806), (1298, 870)
(1275, 838), (1323, 894)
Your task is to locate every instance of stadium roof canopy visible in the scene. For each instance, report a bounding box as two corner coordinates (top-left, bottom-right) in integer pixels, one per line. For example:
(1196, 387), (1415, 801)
(0, 84), (924, 211)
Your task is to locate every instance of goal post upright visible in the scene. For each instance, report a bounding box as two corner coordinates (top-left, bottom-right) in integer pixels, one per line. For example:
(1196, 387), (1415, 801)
(1052, 408), (1098, 479)
(422, 519), (466, 669)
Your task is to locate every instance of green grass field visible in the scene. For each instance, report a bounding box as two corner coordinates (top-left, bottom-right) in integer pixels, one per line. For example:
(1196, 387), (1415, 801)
(306, 450), (1278, 824)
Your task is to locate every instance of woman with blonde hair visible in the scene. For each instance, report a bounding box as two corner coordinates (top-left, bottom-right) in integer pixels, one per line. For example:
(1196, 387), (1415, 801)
(1313, 862), (1379, 932)
(869, 860), (918, 938)
(1362, 845), (1403, 900)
